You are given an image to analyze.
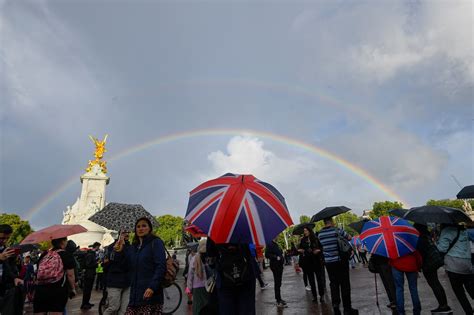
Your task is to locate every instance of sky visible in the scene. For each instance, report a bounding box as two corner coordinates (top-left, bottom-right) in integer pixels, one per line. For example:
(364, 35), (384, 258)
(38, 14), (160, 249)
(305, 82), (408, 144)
(1, 0), (473, 229)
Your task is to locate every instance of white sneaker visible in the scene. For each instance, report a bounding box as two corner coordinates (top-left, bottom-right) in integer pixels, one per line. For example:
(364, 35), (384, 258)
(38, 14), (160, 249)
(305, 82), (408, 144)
(305, 286), (311, 291)
(276, 302), (288, 308)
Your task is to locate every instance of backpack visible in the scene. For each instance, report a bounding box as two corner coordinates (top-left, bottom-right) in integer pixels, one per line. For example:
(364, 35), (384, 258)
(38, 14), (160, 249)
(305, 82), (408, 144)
(151, 238), (179, 288)
(217, 245), (250, 287)
(336, 230), (352, 260)
(162, 248), (179, 288)
(36, 250), (65, 285)
(422, 238), (444, 273)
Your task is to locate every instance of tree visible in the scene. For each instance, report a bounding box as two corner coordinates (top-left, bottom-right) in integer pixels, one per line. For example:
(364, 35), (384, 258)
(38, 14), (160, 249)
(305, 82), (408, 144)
(0, 213), (33, 245)
(299, 215), (310, 224)
(154, 215), (183, 248)
(371, 201), (404, 218)
(333, 212), (360, 235)
(426, 199), (474, 210)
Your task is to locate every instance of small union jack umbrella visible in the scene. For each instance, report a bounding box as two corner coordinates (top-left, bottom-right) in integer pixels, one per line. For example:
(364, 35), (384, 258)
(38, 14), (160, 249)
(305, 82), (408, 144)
(351, 235), (361, 247)
(185, 173), (293, 246)
(359, 216), (419, 259)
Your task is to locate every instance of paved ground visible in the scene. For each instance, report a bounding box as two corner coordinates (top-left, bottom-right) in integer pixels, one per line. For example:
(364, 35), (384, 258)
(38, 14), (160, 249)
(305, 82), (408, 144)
(24, 263), (467, 314)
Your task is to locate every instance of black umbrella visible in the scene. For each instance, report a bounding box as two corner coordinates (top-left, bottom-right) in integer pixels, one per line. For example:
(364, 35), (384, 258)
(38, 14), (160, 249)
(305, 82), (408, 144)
(291, 223), (315, 235)
(348, 219), (370, 234)
(389, 208), (409, 218)
(311, 206), (351, 222)
(405, 205), (472, 225)
(11, 244), (39, 254)
(89, 202), (158, 231)
(457, 185), (474, 199)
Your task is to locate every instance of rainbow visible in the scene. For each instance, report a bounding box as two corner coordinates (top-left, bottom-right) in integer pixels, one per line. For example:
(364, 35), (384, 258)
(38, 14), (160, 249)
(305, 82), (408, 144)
(26, 128), (408, 220)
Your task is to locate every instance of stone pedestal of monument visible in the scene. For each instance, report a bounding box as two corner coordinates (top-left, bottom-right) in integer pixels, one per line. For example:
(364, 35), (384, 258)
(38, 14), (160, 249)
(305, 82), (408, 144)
(62, 164), (115, 248)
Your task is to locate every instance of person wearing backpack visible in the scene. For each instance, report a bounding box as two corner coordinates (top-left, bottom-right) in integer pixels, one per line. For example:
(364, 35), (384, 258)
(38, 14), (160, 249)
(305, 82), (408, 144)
(33, 237), (76, 314)
(318, 218), (358, 315)
(414, 224), (451, 313)
(114, 217), (166, 314)
(437, 224), (474, 315)
(206, 237), (256, 315)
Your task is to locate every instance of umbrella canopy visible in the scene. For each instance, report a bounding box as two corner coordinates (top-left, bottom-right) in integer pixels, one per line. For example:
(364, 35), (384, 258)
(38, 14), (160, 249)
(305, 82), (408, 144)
(360, 216), (419, 259)
(184, 224), (207, 238)
(10, 244), (39, 254)
(21, 224), (87, 245)
(389, 208), (408, 218)
(311, 206), (351, 222)
(185, 173), (293, 246)
(348, 219), (370, 234)
(404, 205), (472, 225)
(351, 235), (361, 247)
(291, 223), (315, 235)
(89, 203), (158, 231)
(457, 185), (474, 199)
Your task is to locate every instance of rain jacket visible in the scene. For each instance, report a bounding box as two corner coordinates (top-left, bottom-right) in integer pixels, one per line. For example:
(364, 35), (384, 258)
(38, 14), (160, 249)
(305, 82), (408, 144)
(389, 251), (422, 273)
(106, 241), (131, 289)
(117, 235), (166, 306)
(437, 226), (471, 260)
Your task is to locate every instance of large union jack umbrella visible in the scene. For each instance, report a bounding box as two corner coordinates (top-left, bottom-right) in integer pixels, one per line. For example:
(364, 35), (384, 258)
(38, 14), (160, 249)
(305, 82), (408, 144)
(351, 235), (361, 247)
(359, 216), (419, 259)
(185, 173), (293, 246)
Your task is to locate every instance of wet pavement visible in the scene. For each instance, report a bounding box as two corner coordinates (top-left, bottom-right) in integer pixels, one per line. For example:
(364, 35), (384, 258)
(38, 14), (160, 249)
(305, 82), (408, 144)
(24, 262), (467, 314)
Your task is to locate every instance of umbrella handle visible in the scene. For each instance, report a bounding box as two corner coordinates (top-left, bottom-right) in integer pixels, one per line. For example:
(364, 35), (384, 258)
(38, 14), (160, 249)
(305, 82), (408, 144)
(375, 273), (379, 307)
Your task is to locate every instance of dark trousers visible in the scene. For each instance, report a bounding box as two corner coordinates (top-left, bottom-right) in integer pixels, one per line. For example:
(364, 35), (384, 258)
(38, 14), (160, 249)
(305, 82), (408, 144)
(217, 277), (256, 315)
(301, 262), (317, 298)
(303, 269), (308, 286)
(251, 259), (265, 287)
(95, 273), (104, 290)
(314, 265), (326, 297)
(359, 252), (368, 264)
(377, 261), (396, 303)
(82, 276), (95, 306)
(326, 260), (352, 309)
(270, 263), (283, 302)
(423, 269), (448, 307)
(447, 271), (474, 314)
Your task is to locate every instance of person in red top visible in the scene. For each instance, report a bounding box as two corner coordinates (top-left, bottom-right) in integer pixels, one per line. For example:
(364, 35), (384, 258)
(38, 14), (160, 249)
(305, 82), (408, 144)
(389, 251), (422, 315)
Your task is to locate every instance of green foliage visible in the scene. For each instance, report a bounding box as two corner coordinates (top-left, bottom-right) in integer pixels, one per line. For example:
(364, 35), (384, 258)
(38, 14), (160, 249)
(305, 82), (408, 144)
(0, 213), (33, 245)
(371, 201), (404, 218)
(154, 215), (183, 248)
(426, 199), (474, 210)
(333, 212), (360, 235)
(299, 215), (310, 224)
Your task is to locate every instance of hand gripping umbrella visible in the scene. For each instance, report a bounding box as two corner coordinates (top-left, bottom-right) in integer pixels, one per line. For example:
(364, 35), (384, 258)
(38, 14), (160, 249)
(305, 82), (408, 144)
(359, 216), (419, 259)
(89, 202), (158, 232)
(185, 173), (293, 246)
(311, 206), (351, 223)
(21, 224), (87, 245)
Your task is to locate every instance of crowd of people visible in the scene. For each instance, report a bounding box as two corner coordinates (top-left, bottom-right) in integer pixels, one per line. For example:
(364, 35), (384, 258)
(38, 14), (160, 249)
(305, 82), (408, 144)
(0, 215), (473, 315)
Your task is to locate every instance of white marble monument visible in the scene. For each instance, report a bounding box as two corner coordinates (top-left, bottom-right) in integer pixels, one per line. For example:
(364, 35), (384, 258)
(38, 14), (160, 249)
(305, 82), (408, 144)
(62, 136), (116, 248)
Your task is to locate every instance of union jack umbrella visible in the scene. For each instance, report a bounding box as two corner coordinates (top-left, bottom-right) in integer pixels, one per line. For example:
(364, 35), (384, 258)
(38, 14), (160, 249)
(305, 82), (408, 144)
(359, 216), (419, 259)
(351, 235), (361, 247)
(185, 173), (293, 246)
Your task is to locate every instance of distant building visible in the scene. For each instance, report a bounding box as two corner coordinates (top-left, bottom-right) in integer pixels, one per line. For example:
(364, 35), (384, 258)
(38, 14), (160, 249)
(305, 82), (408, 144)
(362, 210), (372, 219)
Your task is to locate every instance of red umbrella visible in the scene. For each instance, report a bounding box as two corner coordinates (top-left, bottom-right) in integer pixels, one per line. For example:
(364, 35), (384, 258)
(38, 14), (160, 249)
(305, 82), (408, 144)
(184, 224), (207, 238)
(21, 224), (87, 244)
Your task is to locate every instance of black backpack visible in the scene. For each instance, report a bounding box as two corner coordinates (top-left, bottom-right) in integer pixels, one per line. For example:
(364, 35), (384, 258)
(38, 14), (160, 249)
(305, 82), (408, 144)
(217, 245), (250, 287)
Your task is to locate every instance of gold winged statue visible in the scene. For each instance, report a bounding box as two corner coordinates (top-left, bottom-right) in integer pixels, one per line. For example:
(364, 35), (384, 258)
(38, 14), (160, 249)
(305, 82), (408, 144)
(86, 135), (108, 173)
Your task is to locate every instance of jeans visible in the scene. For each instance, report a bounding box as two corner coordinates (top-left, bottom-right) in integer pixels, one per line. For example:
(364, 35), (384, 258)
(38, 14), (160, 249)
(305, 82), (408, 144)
(104, 287), (130, 315)
(391, 268), (421, 315)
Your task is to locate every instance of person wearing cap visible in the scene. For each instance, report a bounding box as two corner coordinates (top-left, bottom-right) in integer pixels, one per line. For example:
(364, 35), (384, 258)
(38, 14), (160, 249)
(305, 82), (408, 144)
(186, 239), (209, 315)
(81, 242), (100, 310)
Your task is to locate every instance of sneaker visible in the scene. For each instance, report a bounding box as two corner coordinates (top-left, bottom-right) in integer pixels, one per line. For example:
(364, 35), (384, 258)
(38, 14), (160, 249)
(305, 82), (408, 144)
(280, 300), (287, 305)
(431, 306), (452, 313)
(276, 302), (288, 308)
(261, 283), (269, 290)
(305, 285), (311, 291)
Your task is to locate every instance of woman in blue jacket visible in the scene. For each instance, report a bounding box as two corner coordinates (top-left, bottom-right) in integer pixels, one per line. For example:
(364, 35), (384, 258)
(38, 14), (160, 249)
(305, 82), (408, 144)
(114, 217), (167, 315)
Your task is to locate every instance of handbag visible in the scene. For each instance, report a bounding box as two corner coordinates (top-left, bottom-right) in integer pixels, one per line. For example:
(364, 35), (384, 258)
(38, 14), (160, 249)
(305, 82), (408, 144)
(205, 274), (216, 293)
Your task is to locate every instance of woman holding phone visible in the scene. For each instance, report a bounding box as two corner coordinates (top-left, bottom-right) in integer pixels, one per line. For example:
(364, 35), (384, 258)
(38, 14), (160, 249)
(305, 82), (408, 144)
(114, 217), (167, 315)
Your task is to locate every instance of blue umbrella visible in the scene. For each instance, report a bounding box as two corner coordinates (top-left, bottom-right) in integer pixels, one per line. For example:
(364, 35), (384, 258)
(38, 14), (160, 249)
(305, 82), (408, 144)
(360, 216), (419, 259)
